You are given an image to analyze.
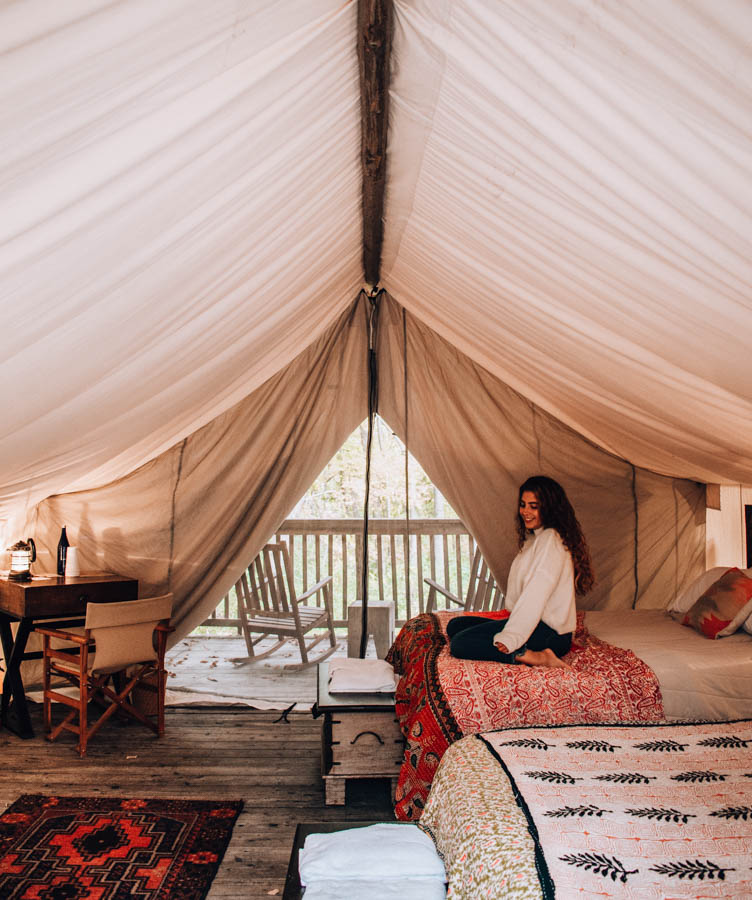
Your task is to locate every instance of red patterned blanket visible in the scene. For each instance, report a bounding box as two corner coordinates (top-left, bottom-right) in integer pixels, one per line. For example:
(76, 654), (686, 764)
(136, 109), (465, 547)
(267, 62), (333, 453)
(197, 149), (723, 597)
(387, 611), (665, 820)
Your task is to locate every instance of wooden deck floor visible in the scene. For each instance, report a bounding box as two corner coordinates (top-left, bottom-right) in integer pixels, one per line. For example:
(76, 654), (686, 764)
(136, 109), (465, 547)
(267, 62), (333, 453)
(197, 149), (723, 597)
(0, 704), (396, 898)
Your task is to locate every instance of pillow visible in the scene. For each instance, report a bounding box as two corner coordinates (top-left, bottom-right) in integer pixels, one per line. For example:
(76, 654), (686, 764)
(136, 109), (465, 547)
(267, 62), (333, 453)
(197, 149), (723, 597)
(668, 567), (736, 615)
(681, 568), (752, 639)
(298, 823), (446, 885)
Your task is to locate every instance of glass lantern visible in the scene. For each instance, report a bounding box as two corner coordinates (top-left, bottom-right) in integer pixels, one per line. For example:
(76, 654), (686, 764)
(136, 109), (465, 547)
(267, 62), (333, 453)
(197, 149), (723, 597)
(7, 538), (36, 582)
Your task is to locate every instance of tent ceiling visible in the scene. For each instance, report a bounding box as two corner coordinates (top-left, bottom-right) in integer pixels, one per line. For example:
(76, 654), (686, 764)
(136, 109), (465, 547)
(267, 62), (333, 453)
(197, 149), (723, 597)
(1, 0), (751, 535)
(382, 0), (752, 483)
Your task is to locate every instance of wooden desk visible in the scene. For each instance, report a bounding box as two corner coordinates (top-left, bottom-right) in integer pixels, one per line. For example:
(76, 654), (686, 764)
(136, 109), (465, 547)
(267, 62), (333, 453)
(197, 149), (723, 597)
(0, 573), (138, 738)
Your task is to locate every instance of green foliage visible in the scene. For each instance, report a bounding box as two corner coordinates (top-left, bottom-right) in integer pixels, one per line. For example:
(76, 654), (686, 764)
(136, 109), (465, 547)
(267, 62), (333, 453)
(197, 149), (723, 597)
(291, 417), (457, 520)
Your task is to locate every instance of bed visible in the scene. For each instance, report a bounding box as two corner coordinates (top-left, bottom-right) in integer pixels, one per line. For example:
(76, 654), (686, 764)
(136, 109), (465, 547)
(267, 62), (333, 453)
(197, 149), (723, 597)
(419, 719), (752, 898)
(387, 603), (752, 820)
(586, 609), (752, 722)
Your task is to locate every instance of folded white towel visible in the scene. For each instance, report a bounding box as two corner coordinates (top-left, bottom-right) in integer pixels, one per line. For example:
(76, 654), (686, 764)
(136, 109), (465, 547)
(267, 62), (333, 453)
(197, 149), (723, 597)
(327, 658), (398, 693)
(301, 878), (447, 899)
(299, 824), (445, 885)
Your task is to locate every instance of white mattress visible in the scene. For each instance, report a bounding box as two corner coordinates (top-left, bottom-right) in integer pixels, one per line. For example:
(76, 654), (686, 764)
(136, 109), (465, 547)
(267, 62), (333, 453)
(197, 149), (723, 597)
(586, 609), (752, 722)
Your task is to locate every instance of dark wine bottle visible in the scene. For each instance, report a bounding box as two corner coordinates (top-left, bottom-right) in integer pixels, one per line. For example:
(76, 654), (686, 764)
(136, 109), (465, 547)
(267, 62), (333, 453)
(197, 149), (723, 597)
(57, 526), (69, 576)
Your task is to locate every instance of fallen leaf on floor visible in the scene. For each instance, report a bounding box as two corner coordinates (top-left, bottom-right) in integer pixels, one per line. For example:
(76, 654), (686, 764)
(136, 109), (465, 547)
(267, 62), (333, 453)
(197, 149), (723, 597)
(266, 890), (280, 896)
(125, 755), (138, 760)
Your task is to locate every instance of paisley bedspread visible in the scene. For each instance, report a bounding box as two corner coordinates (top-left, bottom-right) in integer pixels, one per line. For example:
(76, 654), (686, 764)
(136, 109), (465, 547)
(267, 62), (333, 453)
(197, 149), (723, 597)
(387, 610), (665, 820)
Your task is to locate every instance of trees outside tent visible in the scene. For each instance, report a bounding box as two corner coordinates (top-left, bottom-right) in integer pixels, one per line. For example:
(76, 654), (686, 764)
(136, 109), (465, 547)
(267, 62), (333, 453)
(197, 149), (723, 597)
(291, 416), (458, 521)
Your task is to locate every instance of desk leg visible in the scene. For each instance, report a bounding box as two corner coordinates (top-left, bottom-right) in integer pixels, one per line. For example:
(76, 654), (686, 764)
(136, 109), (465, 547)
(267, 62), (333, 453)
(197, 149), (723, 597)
(0, 616), (34, 739)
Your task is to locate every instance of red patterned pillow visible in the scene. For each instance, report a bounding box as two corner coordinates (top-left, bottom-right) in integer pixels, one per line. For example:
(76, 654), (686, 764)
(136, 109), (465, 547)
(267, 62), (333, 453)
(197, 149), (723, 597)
(682, 567), (752, 639)
(461, 610), (510, 620)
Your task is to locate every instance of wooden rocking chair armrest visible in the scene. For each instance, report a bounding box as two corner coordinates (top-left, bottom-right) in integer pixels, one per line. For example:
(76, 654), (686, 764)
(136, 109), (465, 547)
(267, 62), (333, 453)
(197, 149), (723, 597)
(35, 626), (91, 644)
(295, 575), (333, 603)
(423, 578), (463, 606)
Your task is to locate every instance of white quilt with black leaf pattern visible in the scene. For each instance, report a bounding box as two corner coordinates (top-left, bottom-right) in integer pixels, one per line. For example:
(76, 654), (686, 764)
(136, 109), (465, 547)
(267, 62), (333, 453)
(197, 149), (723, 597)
(483, 720), (752, 898)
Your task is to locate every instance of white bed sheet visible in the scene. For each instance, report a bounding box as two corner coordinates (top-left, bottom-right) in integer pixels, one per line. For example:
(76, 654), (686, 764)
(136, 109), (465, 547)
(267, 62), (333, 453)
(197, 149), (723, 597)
(586, 609), (752, 722)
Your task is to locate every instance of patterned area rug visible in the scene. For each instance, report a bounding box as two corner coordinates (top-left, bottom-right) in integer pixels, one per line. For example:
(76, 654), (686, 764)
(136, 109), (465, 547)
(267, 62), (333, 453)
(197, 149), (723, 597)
(0, 794), (243, 899)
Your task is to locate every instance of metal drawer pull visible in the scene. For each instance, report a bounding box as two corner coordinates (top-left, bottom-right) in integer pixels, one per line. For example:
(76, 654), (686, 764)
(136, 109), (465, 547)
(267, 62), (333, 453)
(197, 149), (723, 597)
(350, 731), (384, 745)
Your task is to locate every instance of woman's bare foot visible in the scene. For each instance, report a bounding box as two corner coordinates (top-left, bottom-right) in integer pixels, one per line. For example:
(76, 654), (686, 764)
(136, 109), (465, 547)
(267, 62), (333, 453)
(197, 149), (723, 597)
(517, 648), (571, 669)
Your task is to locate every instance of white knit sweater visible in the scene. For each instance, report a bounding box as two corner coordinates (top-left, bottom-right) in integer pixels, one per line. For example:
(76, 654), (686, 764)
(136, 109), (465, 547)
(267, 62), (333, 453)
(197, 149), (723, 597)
(493, 527), (576, 653)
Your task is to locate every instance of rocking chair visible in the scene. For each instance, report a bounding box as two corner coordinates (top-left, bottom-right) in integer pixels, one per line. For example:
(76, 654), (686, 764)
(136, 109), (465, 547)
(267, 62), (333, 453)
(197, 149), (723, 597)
(425, 548), (503, 613)
(235, 542), (337, 669)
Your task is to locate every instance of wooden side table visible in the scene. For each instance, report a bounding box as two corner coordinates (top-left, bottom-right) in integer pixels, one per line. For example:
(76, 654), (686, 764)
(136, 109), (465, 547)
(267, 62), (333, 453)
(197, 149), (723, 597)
(314, 662), (404, 805)
(347, 600), (395, 658)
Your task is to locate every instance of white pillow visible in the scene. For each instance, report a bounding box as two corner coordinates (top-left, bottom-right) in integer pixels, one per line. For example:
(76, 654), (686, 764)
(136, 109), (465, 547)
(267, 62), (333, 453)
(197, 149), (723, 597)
(298, 823), (446, 885)
(327, 658), (398, 693)
(668, 567), (735, 615)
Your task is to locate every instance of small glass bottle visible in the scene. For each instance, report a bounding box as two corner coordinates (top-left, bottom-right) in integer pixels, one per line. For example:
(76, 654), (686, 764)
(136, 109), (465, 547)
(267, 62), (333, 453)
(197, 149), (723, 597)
(57, 526), (69, 576)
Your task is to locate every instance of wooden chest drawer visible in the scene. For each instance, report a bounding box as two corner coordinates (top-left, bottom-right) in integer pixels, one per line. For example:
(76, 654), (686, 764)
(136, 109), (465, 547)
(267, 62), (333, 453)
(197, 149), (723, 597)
(329, 711), (404, 775)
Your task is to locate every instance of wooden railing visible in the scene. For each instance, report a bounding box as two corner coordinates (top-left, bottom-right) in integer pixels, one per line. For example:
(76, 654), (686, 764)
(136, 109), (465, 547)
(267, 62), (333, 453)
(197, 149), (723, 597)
(203, 518), (482, 630)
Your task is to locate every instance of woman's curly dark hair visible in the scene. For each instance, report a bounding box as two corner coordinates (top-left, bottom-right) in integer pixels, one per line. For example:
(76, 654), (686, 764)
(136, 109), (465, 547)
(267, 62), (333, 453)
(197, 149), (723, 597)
(516, 475), (595, 596)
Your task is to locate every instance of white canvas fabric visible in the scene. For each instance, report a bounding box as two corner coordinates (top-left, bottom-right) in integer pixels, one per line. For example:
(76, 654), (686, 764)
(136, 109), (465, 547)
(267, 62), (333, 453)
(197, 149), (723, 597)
(26, 296), (705, 640)
(0, 0), (362, 523)
(383, 0), (752, 484)
(1, 2), (751, 641)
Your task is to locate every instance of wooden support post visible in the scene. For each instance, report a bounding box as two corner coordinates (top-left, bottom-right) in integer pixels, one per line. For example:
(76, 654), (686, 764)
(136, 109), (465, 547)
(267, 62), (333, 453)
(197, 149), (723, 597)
(706, 483), (721, 510)
(358, 0), (393, 288)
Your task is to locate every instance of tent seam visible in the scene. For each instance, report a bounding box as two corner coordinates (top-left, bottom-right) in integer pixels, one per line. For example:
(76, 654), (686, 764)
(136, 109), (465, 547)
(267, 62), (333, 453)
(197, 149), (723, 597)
(631, 464), (639, 609)
(166, 438), (187, 592)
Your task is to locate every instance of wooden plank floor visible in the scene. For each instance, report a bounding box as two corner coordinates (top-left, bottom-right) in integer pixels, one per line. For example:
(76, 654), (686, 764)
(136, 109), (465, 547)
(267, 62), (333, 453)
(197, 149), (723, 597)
(0, 704), (396, 898)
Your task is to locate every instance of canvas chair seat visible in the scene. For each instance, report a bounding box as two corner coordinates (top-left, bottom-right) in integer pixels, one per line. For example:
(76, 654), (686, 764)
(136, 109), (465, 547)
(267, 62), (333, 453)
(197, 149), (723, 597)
(37, 594), (173, 757)
(235, 542), (337, 669)
(425, 548), (503, 614)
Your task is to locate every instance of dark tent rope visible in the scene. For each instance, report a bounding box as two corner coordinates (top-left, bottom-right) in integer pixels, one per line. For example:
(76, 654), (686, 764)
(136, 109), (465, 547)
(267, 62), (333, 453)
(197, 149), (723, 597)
(402, 307), (411, 618)
(360, 289), (383, 657)
(273, 702), (296, 724)
(631, 463), (639, 609)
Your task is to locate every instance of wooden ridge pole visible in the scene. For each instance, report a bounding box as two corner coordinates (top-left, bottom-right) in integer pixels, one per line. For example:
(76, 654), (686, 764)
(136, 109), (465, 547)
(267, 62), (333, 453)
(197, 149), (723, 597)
(358, 0), (393, 289)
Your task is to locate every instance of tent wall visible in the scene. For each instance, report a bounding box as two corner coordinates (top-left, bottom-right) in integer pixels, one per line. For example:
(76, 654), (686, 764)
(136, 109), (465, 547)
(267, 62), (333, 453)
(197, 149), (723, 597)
(27, 294), (704, 642)
(377, 294), (705, 611)
(30, 301), (369, 641)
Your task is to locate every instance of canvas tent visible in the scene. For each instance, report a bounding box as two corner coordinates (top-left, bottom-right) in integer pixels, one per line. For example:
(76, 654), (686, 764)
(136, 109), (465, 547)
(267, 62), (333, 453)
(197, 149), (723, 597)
(1, 1), (751, 642)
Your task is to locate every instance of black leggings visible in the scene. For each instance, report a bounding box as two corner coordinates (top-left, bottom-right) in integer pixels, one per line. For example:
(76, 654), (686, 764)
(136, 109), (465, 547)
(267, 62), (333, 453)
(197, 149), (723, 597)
(446, 615), (572, 663)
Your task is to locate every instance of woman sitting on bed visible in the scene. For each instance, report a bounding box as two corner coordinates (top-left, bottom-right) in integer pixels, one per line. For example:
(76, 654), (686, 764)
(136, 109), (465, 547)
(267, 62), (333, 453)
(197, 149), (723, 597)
(448, 475), (594, 669)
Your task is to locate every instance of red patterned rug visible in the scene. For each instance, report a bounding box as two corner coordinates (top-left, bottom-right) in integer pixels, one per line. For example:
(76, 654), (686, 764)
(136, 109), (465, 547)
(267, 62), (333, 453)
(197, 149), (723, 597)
(0, 794), (243, 899)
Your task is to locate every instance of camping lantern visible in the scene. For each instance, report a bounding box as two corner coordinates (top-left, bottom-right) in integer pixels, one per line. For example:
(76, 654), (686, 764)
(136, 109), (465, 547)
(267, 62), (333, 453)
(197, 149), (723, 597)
(7, 538), (36, 581)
